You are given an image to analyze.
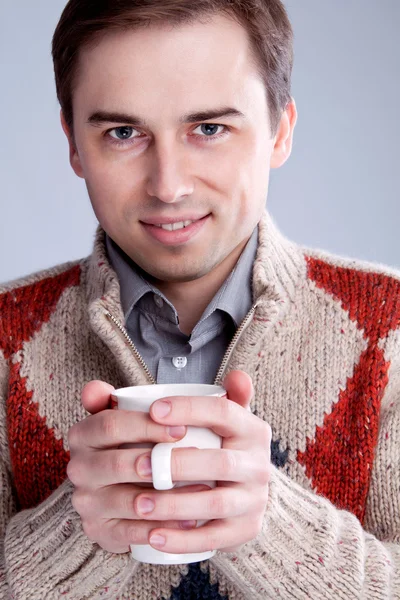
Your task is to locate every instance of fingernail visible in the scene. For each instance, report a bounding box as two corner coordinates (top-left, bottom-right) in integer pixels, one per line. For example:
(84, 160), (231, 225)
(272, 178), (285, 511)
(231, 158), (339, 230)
(137, 496), (155, 514)
(180, 520), (197, 530)
(137, 455), (152, 476)
(149, 534), (166, 548)
(153, 401), (171, 418)
(168, 425), (186, 438)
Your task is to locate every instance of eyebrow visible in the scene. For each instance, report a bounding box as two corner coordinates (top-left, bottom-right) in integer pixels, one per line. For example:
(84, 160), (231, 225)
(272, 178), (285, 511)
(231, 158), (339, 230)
(87, 107), (245, 127)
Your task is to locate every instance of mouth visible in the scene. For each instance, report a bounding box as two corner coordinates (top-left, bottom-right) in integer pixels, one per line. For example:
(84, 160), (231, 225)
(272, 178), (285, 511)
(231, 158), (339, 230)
(140, 214), (210, 246)
(152, 219), (196, 231)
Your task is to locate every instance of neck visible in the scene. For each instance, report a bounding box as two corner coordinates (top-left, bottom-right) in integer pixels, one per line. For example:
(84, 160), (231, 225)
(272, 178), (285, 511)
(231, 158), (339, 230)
(154, 239), (249, 335)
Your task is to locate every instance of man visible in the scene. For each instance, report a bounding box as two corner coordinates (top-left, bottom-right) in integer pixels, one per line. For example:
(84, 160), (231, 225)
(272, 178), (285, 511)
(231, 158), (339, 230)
(1, 0), (399, 598)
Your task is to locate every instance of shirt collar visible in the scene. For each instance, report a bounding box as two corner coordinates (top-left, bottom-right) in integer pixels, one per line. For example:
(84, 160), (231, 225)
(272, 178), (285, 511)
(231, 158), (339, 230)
(105, 227), (258, 328)
(105, 236), (161, 319)
(196, 228), (257, 328)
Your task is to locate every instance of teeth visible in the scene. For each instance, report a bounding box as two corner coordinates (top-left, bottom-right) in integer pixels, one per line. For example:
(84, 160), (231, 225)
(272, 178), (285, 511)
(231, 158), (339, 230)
(159, 220), (194, 231)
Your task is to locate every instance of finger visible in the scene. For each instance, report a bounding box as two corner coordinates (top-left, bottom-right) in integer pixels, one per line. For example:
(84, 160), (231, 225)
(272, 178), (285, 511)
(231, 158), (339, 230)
(73, 483), (212, 520)
(222, 370), (254, 409)
(149, 394), (266, 443)
(68, 409), (186, 452)
(170, 448), (270, 486)
(82, 380), (115, 414)
(69, 444), (268, 488)
(135, 485), (260, 522)
(70, 441), (203, 487)
(85, 517), (199, 554)
(148, 515), (261, 554)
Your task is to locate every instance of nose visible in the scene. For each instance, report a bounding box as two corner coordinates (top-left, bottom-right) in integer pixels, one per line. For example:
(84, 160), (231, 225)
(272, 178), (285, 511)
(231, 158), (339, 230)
(145, 141), (194, 203)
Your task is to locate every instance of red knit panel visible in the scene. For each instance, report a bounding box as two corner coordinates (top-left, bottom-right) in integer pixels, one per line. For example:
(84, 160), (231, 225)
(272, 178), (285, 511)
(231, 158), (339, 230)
(306, 257), (400, 344)
(300, 257), (400, 523)
(7, 362), (70, 510)
(0, 265), (81, 359)
(297, 346), (389, 523)
(0, 266), (80, 508)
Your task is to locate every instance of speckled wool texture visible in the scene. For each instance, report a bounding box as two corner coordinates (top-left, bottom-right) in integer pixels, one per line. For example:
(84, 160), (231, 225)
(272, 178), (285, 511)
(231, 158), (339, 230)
(1, 211), (400, 599)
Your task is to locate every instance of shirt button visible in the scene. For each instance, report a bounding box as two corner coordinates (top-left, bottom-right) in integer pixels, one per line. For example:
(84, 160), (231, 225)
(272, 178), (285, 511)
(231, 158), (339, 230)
(154, 294), (164, 308)
(172, 357), (188, 369)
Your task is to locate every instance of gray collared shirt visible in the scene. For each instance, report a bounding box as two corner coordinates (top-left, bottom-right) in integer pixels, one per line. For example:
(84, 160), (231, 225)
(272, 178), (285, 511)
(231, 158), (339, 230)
(106, 228), (258, 384)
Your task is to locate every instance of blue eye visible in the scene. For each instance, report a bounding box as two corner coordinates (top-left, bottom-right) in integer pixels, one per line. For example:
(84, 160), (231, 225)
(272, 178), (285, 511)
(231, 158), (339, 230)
(194, 124), (225, 137)
(109, 126), (138, 140)
(201, 124), (219, 135)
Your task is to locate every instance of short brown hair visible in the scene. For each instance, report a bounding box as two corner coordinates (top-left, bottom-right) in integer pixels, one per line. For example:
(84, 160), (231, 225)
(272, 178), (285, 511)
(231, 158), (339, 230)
(52, 0), (293, 136)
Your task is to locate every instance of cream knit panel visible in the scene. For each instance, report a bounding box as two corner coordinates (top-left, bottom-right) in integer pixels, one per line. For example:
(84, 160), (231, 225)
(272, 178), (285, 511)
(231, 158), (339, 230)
(365, 328), (400, 543)
(250, 277), (367, 482)
(17, 282), (127, 447)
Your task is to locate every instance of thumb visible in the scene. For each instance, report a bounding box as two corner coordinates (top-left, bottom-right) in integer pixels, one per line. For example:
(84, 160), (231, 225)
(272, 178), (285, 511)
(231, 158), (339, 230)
(81, 380), (115, 415)
(222, 370), (253, 409)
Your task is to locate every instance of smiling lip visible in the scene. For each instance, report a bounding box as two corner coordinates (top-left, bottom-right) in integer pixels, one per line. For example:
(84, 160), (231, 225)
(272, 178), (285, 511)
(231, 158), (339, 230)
(140, 214), (210, 246)
(140, 215), (208, 225)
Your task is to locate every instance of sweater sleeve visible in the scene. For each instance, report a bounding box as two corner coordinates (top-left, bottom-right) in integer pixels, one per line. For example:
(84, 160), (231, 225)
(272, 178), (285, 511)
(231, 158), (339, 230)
(0, 353), (16, 598)
(0, 350), (135, 600)
(211, 360), (400, 598)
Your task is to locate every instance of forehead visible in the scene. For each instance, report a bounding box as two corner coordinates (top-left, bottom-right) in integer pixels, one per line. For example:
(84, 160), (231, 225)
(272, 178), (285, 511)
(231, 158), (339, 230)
(73, 13), (265, 121)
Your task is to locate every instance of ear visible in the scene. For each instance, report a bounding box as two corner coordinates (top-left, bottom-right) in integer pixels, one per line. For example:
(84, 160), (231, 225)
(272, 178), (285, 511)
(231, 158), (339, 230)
(60, 110), (84, 178)
(270, 99), (297, 169)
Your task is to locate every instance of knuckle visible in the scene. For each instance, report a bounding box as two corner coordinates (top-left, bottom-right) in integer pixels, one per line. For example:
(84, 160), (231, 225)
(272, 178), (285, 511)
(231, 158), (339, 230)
(82, 519), (97, 541)
(219, 449), (237, 479)
(217, 397), (234, 422)
(172, 450), (186, 481)
(122, 492), (137, 518)
(205, 532), (220, 551)
(109, 519), (129, 545)
(257, 458), (271, 486)
(143, 416), (152, 440)
(71, 490), (92, 517)
(166, 493), (178, 519)
(182, 396), (195, 421)
(208, 490), (229, 518)
(66, 458), (80, 485)
(111, 451), (128, 478)
(67, 424), (81, 451)
(71, 490), (83, 514)
(125, 523), (144, 545)
(261, 421), (272, 446)
(100, 411), (119, 441)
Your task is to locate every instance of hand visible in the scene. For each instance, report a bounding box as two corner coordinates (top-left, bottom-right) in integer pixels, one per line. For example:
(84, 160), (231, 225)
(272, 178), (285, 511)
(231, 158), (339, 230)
(67, 381), (209, 553)
(141, 370), (271, 554)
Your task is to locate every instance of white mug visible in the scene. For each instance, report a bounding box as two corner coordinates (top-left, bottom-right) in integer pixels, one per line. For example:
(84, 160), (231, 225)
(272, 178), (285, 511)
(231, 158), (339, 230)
(111, 383), (226, 565)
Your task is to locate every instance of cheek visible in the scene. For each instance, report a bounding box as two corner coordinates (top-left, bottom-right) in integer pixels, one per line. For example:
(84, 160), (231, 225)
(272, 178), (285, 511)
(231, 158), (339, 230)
(84, 162), (133, 231)
(81, 150), (142, 210)
(232, 150), (272, 227)
(77, 134), (138, 189)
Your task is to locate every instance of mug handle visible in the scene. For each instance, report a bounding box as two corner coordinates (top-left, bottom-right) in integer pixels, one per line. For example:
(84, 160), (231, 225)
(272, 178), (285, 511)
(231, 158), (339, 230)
(151, 442), (176, 490)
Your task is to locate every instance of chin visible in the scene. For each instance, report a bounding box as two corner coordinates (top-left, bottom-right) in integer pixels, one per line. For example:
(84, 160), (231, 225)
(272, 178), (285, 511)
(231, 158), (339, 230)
(142, 261), (214, 284)
(149, 270), (208, 284)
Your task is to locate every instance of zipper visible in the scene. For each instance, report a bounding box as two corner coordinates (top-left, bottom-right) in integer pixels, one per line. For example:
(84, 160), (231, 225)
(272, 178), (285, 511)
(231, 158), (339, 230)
(213, 303), (258, 384)
(105, 303), (258, 386)
(105, 311), (156, 384)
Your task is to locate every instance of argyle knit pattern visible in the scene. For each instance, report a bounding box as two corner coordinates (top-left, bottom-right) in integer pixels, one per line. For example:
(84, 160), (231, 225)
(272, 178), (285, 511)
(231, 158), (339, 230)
(1, 212), (400, 599)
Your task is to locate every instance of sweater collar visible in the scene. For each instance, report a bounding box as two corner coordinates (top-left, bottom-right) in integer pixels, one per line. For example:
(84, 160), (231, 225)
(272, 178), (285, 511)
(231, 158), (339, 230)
(85, 210), (305, 382)
(105, 226), (257, 329)
(87, 210), (302, 311)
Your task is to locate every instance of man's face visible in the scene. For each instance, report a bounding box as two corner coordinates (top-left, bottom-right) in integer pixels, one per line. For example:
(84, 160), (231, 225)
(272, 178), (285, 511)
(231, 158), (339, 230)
(66, 14), (295, 283)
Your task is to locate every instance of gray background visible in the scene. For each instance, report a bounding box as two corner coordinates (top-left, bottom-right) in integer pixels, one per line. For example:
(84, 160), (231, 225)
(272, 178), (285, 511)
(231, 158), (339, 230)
(1, 1), (399, 283)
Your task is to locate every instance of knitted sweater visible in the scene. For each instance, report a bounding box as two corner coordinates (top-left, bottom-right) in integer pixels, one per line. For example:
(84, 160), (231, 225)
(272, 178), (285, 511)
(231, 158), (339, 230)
(1, 212), (400, 599)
